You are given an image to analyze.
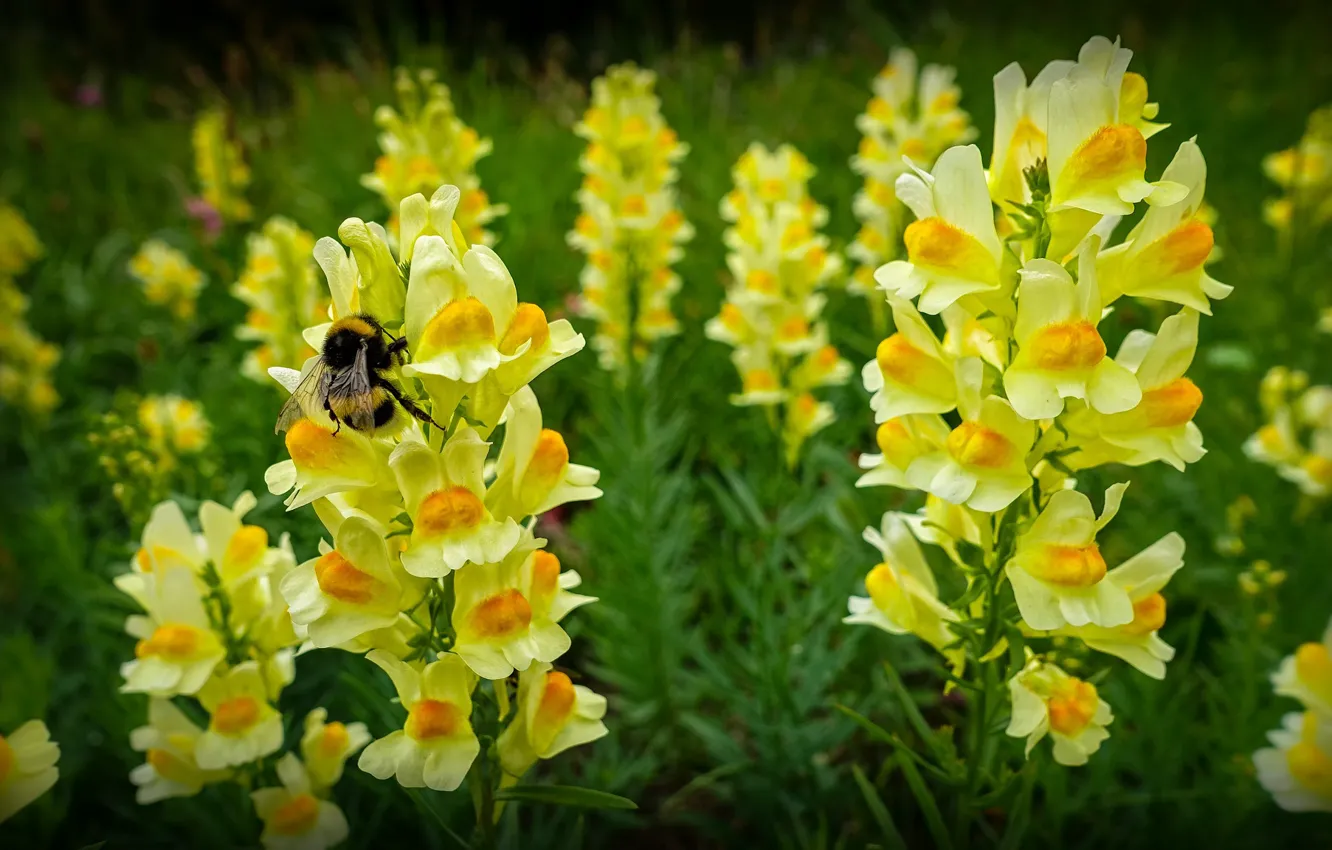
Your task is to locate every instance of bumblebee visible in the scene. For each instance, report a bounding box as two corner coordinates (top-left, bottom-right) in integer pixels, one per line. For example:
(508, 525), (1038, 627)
(275, 314), (438, 435)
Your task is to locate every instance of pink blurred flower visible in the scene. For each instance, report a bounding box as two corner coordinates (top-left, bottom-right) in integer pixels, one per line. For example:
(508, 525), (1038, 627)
(184, 196), (223, 241)
(75, 82), (102, 108)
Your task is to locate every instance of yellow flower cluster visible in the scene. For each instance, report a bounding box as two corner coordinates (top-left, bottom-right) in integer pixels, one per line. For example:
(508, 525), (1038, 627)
(1255, 618), (1332, 812)
(232, 217), (329, 382)
(848, 49), (975, 298)
(264, 184), (606, 800)
(129, 239), (206, 320)
(707, 143), (851, 465)
(363, 69), (507, 246)
(0, 719), (59, 825)
(139, 394), (211, 456)
(568, 63), (692, 372)
(1246, 366), (1332, 498)
(115, 496), (359, 850)
(0, 204), (59, 415)
(1263, 104), (1332, 234)
(192, 107), (252, 224)
(845, 36), (1224, 767)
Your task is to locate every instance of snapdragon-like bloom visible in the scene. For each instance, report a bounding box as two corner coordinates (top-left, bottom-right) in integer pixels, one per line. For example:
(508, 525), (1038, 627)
(233, 218), (327, 382)
(569, 62), (692, 371)
(1273, 617), (1332, 716)
(129, 239), (206, 320)
(848, 49), (975, 295)
(497, 661), (608, 783)
(194, 662), (285, 770)
(1246, 366), (1332, 498)
(1007, 658), (1113, 766)
(359, 652), (479, 791)
(1256, 710), (1332, 812)
(0, 205), (59, 416)
(363, 68), (506, 244)
(0, 720), (59, 824)
(192, 106), (251, 225)
(1262, 104), (1332, 234)
(300, 708), (370, 791)
(844, 513), (959, 654)
(710, 142), (850, 463)
(130, 698), (230, 803)
(252, 753), (349, 850)
(120, 566), (226, 697)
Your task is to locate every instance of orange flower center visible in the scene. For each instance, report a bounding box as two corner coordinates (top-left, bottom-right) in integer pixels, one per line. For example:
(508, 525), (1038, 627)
(319, 721), (350, 757)
(621, 194), (648, 217)
(416, 487), (486, 537)
(146, 747), (196, 784)
(904, 217), (989, 274)
(777, 315), (809, 341)
(1160, 220), (1214, 274)
(742, 369), (780, 394)
(745, 269), (778, 294)
(224, 525), (269, 575)
(467, 589), (533, 640)
(1287, 741), (1332, 798)
(499, 303), (551, 356)
(1140, 378), (1203, 428)
(1062, 124), (1146, 187)
(532, 671), (578, 748)
(285, 419), (358, 472)
(406, 698), (463, 741)
(719, 303), (747, 334)
(424, 297), (497, 350)
(1295, 643), (1332, 706)
(314, 550), (380, 605)
(1122, 592), (1167, 636)
(269, 793), (321, 836)
(1025, 321), (1106, 372)
(135, 624), (202, 660)
(946, 421), (1015, 470)
(876, 333), (953, 390)
(1029, 544), (1108, 588)
(530, 550), (562, 612)
(527, 430), (570, 488)
(212, 696), (262, 735)
(1302, 455), (1332, 486)
(1047, 679), (1099, 736)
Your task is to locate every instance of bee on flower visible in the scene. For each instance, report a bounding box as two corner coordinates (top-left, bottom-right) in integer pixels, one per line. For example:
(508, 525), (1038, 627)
(233, 217), (329, 382)
(129, 239), (206, 320)
(254, 183), (608, 817)
(191, 106), (251, 227)
(569, 62), (692, 372)
(0, 204), (59, 416)
(848, 49), (975, 303)
(846, 35), (1225, 805)
(709, 143), (850, 465)
(363, 68), (507, 245)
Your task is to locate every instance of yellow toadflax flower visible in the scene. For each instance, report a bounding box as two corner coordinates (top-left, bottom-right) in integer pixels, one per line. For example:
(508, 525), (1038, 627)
(1272, 617), (1332, 716)
(569, 62), (692, 372)
(0, 204), (60, 417)
(710, 142), (850, 465)
(300, 708), (371, 791)
(193, 106), (252, 225)
(843, 512), (959, 656)
(252, 753), (349, 850)
(497, 661), (608, 785)
(849, 49), (975, 297)
(1007, 658), (1113, 766)
(1262, 104), (1332, 235)
(120, 566), (226, 697)
(1256, 710), (1332, 812)
(364, 68), (506, 246)
(233, 217), (327, 382)
(193, 662), (285, 770)
(130, 698), (230, 803)
(358, 651), (480, 791)
(0, 720), (59, 824)
(129, 240), (206, 320)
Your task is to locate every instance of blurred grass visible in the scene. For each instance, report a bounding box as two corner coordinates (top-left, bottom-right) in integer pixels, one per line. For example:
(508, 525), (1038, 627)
(2, 4), (1331, 848)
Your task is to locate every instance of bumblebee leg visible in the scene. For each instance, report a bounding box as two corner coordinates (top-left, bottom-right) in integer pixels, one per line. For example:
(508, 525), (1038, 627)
(382, 381), (441, 429)
(324, 397), (342, 435)
(386, 336), (409, 366)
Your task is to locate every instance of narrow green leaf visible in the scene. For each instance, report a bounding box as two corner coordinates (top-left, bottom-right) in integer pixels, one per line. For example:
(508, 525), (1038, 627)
(494, 784), (638, 810)
(406, 789), (473, 849)
(998, 763), (1039, 850)
(851, 764), (908, 850)
(897, 751), (953, 850)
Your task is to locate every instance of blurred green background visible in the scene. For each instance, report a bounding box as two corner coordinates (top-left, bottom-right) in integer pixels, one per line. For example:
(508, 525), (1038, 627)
(2, 1), (1331, 847)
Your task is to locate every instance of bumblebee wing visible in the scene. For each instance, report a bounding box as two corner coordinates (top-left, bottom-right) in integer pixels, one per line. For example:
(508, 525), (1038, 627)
(327, 344), (377, 431)
(275, 359), (330, 434)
